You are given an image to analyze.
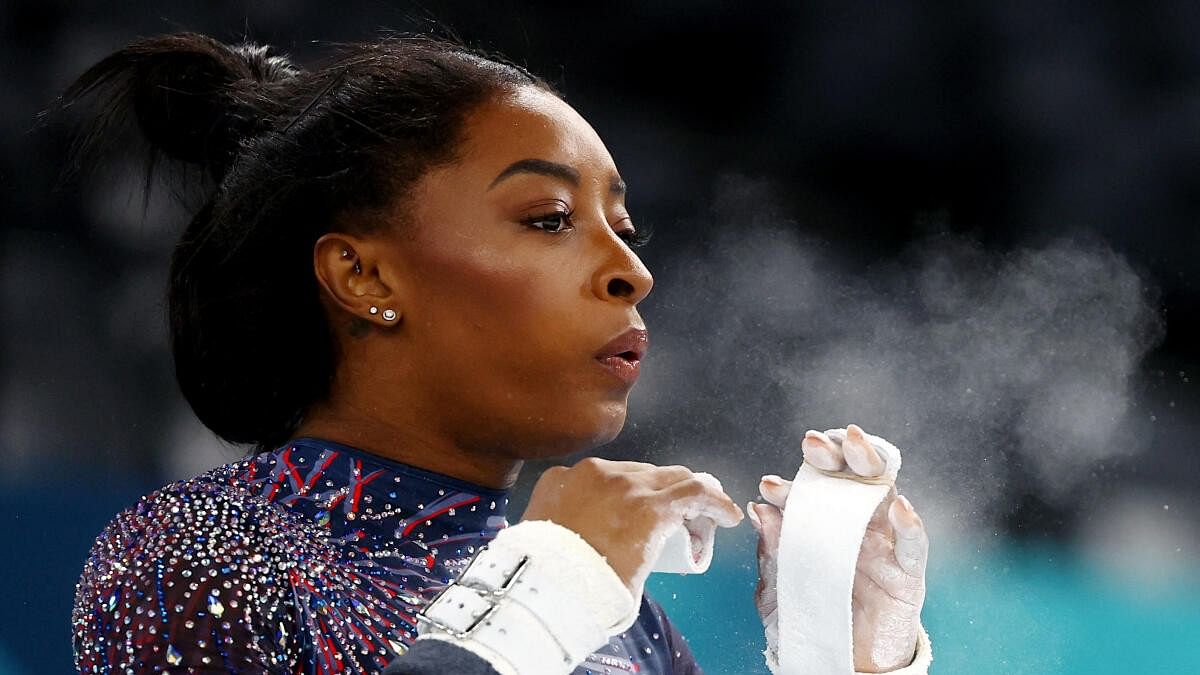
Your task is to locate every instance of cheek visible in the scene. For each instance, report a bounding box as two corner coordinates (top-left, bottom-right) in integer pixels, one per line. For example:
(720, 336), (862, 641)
(409, 241), (584, 384)
(406, 241), (628, 450)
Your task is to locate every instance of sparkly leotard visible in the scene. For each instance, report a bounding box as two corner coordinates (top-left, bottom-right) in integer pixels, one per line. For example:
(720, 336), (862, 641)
(71, 436), (701, 673)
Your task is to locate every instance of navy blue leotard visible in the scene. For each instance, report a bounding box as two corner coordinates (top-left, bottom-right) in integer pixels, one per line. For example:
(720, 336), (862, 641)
(72, 436), (701, 674)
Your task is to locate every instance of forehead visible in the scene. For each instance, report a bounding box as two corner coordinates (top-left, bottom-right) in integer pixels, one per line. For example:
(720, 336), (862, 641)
(453, 86), (618, 181)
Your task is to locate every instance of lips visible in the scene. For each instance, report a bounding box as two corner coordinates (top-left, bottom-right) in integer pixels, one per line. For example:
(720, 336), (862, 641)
(594, 327), (648, 386)
(594, 326), (649, 362)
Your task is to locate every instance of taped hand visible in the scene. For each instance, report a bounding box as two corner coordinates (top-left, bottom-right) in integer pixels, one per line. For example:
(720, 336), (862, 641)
(748, 423), (929, 673)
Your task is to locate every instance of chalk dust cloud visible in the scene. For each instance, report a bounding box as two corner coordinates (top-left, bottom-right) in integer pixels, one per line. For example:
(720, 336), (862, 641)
(624, 175), (1166, 541)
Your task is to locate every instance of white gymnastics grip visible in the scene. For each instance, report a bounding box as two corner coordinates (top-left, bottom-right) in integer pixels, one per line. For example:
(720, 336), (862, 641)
(776, 428), (902, 673)
(650, 471), (722, 574)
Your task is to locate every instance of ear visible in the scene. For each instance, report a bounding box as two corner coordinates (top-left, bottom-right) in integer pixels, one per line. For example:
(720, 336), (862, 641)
(312, 232), (404, 327)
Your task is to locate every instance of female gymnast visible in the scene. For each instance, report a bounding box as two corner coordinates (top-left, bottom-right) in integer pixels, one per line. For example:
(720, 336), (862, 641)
(57, 31), (932, 674)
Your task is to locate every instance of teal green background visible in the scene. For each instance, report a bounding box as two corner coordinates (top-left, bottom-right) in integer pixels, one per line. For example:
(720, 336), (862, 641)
(646, 527), (1200, 674)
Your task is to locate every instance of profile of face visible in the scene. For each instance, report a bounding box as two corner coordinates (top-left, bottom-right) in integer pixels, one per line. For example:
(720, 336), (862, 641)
(319, 86), (654, 461)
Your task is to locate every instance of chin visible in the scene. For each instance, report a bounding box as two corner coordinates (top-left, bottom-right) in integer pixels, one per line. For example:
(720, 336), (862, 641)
(528, 400), (628, 460)
(581, 400), (629, 448)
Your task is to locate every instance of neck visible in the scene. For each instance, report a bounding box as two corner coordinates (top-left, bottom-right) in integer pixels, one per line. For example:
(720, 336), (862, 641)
(293, 402), (524, 492)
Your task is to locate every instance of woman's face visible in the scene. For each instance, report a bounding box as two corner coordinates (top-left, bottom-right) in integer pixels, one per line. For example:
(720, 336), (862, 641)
(380, 85), (653, 460)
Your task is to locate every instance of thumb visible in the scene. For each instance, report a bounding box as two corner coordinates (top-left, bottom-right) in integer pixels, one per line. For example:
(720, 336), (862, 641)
(760, 474), (793, 510)
(751, 501), (785, 557)
(750, 501), (782, 622)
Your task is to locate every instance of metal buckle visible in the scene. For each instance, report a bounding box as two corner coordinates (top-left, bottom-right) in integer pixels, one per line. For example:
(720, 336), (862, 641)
(415, 587), (501, 639)
(415, 551), (531, 639)
(461, 546), (531, 596)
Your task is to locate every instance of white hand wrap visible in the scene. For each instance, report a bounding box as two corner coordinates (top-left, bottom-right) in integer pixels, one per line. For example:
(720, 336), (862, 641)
(773, 428), (932, 674)
(416, 519), (639, 675)
(650, 471), (722, 574)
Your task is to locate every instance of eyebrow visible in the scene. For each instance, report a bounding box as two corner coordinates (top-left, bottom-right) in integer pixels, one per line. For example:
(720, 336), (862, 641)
(488, 158), (627, 196)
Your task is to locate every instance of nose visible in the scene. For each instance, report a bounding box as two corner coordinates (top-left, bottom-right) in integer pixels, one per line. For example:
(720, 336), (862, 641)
(592, 241), (654, 306)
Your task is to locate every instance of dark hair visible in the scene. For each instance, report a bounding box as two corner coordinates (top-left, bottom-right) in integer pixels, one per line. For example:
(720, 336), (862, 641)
(49, 31), (560, 453)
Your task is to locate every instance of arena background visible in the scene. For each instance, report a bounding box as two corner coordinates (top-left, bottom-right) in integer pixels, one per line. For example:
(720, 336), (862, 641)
(2, 2), (1198, 673)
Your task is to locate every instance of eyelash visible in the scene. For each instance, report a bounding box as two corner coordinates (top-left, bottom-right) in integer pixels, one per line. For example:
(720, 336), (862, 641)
(522, 210), (652, 248)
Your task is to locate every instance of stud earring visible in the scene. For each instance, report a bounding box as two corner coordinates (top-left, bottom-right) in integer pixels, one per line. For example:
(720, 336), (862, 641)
(382, 309), (397, 321)
(341, 249), (352, 259)
(369, 306), (379, 315)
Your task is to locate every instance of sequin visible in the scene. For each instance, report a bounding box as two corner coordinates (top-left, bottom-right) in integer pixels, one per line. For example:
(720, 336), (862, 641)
(208, 593), (225, 619)
(71, 436), (689, 673)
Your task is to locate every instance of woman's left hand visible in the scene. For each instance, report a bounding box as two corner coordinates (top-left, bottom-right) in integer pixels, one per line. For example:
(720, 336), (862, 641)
(747, 423), (929, 673)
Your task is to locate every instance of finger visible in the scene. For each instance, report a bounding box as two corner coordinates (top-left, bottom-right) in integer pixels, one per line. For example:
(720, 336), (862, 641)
(857, 530), (923, 602)
(578, 457), (658, 472)
(582, 458), (703, 485)
(853, 566), (919, 616)
(759, 475), (792, 509)
(752, 501), (784, 555)
(868, 482), (897, 535)
(888, 495), (929, 578)
(747, 500), (763, 535)
(751, 503), (780, 621)
(802, 429), (845, 471)
(662, 477), (744, 527)
(852, 565), (898, 607)
(843, 423), (886, 478)
(643, 464), (701, 488)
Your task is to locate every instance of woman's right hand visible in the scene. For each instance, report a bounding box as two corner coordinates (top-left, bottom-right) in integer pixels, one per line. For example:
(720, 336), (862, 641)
(521, 457), (744, 597)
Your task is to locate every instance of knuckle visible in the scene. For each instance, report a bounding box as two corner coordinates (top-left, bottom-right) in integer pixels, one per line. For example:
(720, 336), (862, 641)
(662, 465), (694, 482)
(537, 465), (566, 484)
(599, 470), (627, 489)
(624, 487), (659, 517)
(576, 456), (603, 470)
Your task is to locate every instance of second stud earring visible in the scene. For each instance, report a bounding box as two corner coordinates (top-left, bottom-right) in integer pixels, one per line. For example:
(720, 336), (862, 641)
(382, 309), (397, 321)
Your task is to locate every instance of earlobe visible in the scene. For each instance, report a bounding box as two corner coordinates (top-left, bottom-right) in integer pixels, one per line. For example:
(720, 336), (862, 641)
(366, 305), (399, 322)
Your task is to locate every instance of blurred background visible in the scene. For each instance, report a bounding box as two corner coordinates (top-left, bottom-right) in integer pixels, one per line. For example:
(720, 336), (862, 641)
(2, 1), (1198, 673)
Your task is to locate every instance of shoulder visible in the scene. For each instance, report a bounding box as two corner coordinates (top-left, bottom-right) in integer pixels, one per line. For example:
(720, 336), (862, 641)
(78, 464), (283, 572)
(74, 464), (300, 600)
(72, 467), (302, 671)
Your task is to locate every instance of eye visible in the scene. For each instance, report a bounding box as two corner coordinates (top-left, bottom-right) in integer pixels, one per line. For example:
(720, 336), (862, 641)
(522, 210), (574, 234)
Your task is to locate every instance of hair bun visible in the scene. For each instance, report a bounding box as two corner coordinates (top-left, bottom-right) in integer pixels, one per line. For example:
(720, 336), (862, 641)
(57, 32), (300, 180)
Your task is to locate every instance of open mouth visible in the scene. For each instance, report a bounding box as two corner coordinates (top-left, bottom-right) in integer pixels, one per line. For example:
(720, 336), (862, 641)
(596, 350), (640, 363)
(594, 327), (648, 384)
(595, 351), (642, 385)
(596, 352), (639, 364)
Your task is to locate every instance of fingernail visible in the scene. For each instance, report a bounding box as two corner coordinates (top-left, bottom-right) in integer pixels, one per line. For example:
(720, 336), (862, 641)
(747, 502), (762, 530)
(898, 494), (914, 512)
(762, 474), (785, 486)
(842, 436), (861, 454)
